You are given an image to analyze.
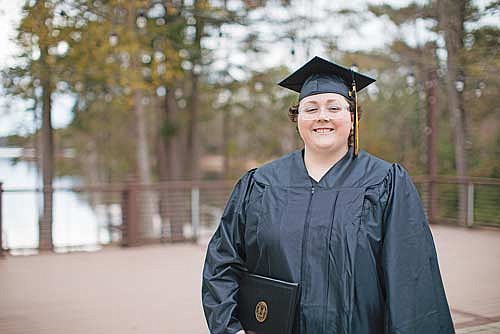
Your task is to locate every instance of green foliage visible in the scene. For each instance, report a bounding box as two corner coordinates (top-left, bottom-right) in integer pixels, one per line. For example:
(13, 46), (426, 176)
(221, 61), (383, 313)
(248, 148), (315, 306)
(368, 2), (438, 24)
(463, 25), (500, 177)
(160, 119), (179, 139)
(2, 0), (498, 184)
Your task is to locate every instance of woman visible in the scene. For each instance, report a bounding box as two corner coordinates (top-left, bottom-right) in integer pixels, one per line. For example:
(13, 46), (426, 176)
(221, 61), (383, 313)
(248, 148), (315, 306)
(202, 56), (455, 334)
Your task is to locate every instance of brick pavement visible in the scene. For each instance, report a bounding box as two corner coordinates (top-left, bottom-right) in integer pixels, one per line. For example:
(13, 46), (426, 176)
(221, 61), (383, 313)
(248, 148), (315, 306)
(0, 224), (499, 334)
(457, 322), (500, 334)
(0, 244), (209, 334)
(431, 225), (500, 333)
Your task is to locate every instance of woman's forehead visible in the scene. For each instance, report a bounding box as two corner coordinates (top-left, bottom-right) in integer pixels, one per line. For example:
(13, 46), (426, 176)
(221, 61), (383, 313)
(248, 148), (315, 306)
(299, 93), (348, 104)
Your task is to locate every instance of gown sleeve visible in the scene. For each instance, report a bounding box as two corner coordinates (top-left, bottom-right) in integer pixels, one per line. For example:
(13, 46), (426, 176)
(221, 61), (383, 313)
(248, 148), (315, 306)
(381, 164), (455, 334)
(201, 169), (256, 334)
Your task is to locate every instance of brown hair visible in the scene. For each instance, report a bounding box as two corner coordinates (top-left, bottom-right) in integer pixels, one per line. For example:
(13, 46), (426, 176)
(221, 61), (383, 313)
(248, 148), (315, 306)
(288, 97), (362, 147)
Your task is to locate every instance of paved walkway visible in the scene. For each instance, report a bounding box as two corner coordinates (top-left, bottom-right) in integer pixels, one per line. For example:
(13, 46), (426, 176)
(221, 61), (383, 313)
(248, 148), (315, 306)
(0, 224), (499, 334)
(458, 322), (500, 334)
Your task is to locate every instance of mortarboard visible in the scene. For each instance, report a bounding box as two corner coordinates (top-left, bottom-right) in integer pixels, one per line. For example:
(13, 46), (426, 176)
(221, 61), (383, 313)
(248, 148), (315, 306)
(277, 56), (376, 157)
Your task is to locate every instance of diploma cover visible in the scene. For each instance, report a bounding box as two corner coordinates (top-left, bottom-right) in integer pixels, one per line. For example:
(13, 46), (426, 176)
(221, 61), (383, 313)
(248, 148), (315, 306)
(237, 273), (299, 334)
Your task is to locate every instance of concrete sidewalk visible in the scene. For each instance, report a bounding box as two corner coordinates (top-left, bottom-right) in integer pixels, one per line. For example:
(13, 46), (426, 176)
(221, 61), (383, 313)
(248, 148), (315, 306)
(0, 224), (499, 334)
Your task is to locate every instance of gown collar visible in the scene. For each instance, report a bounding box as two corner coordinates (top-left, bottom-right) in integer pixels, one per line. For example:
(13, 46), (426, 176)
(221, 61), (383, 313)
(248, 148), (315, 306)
(290, 146), (355, 188)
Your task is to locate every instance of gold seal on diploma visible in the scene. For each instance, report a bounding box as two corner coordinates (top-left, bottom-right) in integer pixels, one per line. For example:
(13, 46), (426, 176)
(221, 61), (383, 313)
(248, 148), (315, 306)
(255, 301), (268, 322)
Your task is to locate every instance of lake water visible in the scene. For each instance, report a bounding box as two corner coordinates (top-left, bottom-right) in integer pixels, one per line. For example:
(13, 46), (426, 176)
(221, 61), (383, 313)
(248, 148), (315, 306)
(0, 149), (117, 252)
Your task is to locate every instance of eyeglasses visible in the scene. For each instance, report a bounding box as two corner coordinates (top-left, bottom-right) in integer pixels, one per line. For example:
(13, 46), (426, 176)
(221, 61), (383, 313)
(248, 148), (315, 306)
(298, 104), (350, 120)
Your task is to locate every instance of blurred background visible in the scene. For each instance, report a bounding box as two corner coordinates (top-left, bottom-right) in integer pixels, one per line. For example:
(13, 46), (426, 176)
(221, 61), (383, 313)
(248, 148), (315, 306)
(0, 0), (498, 333)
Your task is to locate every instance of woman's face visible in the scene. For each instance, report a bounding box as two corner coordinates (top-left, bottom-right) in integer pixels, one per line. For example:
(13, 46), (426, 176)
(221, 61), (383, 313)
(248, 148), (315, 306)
(297, 93), (352, 153)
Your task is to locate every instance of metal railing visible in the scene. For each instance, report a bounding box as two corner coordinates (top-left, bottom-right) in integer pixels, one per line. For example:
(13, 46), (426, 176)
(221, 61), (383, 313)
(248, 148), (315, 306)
(413, 176), (500, 227)
(0, 180), (234, 255)
(0, 176), (499, 255)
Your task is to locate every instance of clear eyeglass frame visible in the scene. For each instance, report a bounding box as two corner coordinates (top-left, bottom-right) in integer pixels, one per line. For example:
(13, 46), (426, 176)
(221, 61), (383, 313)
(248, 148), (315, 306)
(297, 105), (350, 121)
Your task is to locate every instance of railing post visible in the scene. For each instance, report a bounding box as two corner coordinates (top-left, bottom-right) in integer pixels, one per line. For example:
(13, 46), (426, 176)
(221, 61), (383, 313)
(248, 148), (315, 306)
(169, 185), (184, 243)
(191, 187), (200, 242)
(467, 182), (474, 227)
(122, 178), (139, 247)
(0, 182), (4, 257)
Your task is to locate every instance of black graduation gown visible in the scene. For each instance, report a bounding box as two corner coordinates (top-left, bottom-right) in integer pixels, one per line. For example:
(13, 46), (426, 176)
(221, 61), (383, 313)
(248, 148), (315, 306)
(202, 147), (455, 334)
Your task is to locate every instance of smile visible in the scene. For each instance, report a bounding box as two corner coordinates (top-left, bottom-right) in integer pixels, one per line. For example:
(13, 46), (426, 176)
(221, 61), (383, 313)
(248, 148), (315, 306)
(313, 128), (334, 133)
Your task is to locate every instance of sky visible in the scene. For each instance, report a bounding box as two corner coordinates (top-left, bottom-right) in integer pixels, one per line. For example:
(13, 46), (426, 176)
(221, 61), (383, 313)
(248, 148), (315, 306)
(0, 0), (497, 138)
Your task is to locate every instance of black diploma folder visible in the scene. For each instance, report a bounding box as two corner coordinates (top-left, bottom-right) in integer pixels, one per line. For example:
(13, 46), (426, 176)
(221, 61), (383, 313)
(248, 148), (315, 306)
(237, 273), (299, 334)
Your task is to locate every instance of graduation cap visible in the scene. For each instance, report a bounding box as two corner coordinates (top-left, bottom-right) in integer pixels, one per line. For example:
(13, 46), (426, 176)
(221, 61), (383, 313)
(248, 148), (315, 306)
(278, 56), (376, 157)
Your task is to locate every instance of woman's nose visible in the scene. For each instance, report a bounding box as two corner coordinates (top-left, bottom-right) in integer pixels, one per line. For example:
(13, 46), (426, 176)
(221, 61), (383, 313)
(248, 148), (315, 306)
(316, 108), (332, 121)
(317, 108), (331, 121)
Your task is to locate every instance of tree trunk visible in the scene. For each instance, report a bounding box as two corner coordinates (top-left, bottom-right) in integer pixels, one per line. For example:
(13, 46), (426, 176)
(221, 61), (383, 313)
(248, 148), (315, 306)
(222, 107), (231, 179)
(133, 90), (156, 239)
(438, 0), (468, 225)
(39, 74), (53, 251)
(187, 72), (201, 180)
(157, 89), (184, 241)
(125, 3), (156, 240)
(186, 0), (204, 181)
(426, 69), (438, 224)
(166, 94), (183, 180)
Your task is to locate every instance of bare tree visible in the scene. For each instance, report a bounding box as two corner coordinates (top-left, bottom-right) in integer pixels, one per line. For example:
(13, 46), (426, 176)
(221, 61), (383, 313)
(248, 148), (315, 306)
(438, 0), (468, 225)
